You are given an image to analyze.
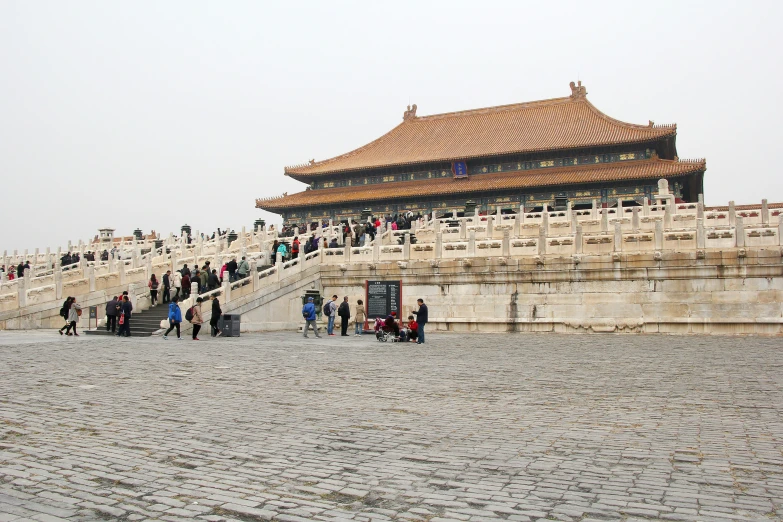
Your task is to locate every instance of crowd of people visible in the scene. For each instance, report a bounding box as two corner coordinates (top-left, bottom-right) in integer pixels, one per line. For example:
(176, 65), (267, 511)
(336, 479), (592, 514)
(302, 295), (428, 344)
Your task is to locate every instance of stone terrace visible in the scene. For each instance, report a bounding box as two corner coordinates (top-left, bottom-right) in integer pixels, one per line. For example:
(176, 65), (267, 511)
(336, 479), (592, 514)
(1, 332), (782, 522)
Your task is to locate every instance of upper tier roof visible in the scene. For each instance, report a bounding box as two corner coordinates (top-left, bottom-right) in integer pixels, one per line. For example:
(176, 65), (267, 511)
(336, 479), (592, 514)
(260, 157), (705, 211)
(285, 82), (677, 178)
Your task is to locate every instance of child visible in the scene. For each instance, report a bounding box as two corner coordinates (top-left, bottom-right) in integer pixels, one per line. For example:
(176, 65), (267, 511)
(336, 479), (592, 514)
(407, 315), (418, 342)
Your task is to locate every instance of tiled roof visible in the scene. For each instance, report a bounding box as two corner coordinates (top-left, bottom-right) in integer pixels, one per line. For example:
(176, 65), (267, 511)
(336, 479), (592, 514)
(285, 84), (677, 178)
(258, 158), (705, 211)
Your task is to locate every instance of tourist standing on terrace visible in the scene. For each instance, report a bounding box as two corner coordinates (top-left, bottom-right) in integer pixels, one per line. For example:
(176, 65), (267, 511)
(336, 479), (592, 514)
(181, 272), (190, 299)
(172, 270), (181, 300)
(412, 299), (428, 344)
(148, 274), (159, 306)
(237, 256), (249, 279)
(338, 296), (351, 336)
(292, 237), (300, 259)
(64, 297), (82, 336)
(226, 258), (238, 282)
(276, 242), (288, 262)
(302, 297), (321, 338)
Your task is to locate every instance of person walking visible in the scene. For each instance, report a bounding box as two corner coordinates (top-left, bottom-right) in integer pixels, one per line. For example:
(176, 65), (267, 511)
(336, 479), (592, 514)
(237, 256), (249, 279)
(181, 272), (190, 299)
(105, 296), (118, 333)
(276, 241), (288, 262)
(210, 296), (222, 337)
(208, 269), (220, 290)
(162, 270), (171, 303)
(325, 295), (337, 336)
(64, 297), (82, 336)
(148, 274), (159, 306)
(191, 297), (204, 340)
(117, 295), (133, 337)
(172, 270), (182, 300)
(163, 297), (183, 340)
(198, 269), (208, 293)
(354, 299), (365, 336)
(292, 237), (300, 259)
(226, 258), (238, 282)
(412, 298), (428, 344)
(338, 296), (351, 336)
(58, 297), (73, 335)
(302, 296), (321, 338)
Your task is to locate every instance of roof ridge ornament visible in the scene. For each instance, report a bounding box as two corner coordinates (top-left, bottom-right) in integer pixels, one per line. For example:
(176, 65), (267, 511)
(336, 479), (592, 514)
(403, 104), (418, 121)
(569, 81), (587, 99)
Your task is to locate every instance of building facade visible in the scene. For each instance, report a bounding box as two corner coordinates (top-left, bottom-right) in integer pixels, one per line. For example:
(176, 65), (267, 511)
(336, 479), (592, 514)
(257, 82), (706, 224)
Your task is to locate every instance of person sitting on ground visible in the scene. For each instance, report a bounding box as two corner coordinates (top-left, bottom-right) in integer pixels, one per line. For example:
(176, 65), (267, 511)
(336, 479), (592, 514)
(407, 315), (418, 342)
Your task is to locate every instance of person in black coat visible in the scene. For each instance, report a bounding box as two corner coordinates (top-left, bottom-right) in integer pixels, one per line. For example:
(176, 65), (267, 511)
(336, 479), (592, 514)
(337, 296), (351, 336)
(412, 298), (428, 344)
(210, 296), (222, 337)
(117, 296), (133, 337)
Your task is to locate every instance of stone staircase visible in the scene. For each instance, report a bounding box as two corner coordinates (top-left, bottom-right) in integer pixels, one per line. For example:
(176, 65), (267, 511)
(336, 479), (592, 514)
(85, 302), (171, 337)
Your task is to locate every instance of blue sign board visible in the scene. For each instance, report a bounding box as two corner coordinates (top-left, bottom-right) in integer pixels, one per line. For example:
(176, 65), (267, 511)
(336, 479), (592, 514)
(452, 161), (468, 178)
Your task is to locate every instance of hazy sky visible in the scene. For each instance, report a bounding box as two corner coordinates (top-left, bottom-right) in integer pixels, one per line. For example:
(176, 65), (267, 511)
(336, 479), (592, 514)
(2, 1), (782, 252)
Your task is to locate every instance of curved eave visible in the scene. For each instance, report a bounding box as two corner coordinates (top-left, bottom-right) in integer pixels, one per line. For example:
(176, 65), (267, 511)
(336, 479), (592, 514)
(260, 158), (705, 212)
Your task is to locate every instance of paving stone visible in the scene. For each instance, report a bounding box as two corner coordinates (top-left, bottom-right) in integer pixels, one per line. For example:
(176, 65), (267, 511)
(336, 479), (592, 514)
(0, 333), (782, 521)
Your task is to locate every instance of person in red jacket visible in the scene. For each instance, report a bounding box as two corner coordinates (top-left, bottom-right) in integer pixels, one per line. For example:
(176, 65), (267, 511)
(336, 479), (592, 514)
(292, 237), (300, 259)
(406, 315), (418, 342)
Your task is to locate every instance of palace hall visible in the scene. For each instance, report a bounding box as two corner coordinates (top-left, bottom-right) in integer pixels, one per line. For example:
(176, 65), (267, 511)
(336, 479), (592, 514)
(256, 82), (706, 225)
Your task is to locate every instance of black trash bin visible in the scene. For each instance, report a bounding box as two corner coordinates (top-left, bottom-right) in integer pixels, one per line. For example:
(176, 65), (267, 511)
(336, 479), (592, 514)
(220, 314), (241, 337)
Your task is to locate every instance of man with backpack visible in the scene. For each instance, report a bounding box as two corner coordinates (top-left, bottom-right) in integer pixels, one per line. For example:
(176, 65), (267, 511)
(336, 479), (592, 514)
(324, 295), (338, 336)
(188, 297), (204, 340)
(163, 297), (183, 340)
(302, 296), (321, 338)
(337, 296), (351, 336)
(58, 297), (73, 335)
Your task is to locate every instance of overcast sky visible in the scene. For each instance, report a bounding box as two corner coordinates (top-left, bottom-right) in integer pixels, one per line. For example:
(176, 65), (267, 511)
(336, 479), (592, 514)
(2, 0), (781, 252)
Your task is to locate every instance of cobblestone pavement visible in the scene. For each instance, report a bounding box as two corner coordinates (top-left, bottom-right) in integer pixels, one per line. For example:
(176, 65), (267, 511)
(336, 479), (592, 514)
(1, 330), (782, 522)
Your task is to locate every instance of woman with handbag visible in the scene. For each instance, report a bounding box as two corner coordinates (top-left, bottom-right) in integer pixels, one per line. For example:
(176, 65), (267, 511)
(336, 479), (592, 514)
(65, 297), (82, 336)
(148, 274), (159, 306)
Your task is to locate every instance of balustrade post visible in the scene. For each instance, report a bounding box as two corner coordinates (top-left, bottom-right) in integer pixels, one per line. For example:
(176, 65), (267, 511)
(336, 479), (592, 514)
(190, 282), (198, 300)
(778, 214), (783, 247)
(591, 199), (598, 219)
(223, 276), (231, 303)
(575, 224), (583, 254)
(632, 207), (640, 232)
(502, 229), (510, 257)
(542, 209), (550, 237)
(486, 215), (494, 239)
(373, 243), (380, 263)
(250, 260), (259, 291)
(460, 219), (467, 240)
(614, 221), (622, 252)
(735, 216), (745, 248)
(697, 194), (705, 221)
(88, 265), (96, 292)
(655, 220), (663, 250)
(600, 208), (608, 233)
(514, 210), (521, 237)
(728, 201), (736, 227)
(762, 199), (769, 226)
(697, 218), (705, 249)
(17, 275), (26, 308)
(468, 229), (476, 257)
(119, 260), (126, 285)
(403, 233), (411, 260)
(55, 270), (62, 300)
(436, 232), (443, 259)
(663, 201), (672, 230)
(538, 224), (547, 255)
(345, 241), (352, 262)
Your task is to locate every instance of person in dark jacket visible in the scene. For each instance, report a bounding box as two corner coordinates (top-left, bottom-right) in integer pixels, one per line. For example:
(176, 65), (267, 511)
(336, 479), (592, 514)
(210, 296), (222, 337)
(58, 297), (74, 335)
(162, 271), (171, 303)
(17, 263), (24, 278)
(226, 258), (238, 282)
(412, 298), (428, 344)
(117, 296), (133, 337)
(208, 269), (220, 290)
(105, 296), (118, 333)
(338, 296), (351, 336)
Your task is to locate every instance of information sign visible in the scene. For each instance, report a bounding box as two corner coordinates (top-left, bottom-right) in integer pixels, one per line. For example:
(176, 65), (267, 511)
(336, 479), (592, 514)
(365, 280), (402, 319)
(89, 306), (97, 319)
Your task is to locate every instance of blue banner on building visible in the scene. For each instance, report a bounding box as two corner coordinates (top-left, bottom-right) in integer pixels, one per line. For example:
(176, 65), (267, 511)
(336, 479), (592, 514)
(452, 161), (468, 178)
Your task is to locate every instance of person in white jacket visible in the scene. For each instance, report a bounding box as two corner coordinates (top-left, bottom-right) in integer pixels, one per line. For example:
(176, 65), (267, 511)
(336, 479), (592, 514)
(172, 271), (182, 300)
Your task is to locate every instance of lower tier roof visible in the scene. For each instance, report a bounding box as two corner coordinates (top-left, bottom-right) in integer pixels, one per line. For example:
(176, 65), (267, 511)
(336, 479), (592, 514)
(257, 157), (705, 212)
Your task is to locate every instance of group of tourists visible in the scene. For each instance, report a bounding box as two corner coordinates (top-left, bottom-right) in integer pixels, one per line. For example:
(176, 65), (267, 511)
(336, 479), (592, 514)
(162, 294), (222, 340)
(303, 295), (428, 344)
(0, 261), (31, 280)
